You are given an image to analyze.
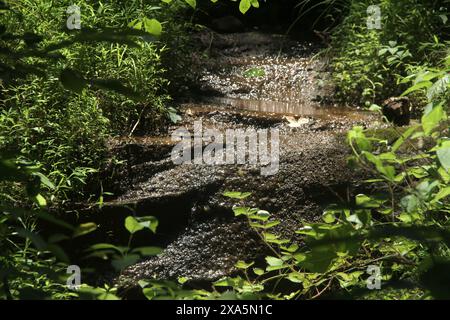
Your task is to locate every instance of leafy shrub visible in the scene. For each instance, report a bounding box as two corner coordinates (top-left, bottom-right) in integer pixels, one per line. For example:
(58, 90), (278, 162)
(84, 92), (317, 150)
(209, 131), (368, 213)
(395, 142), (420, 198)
(330, 0), (450, 105)
(0, 0), (182, 202)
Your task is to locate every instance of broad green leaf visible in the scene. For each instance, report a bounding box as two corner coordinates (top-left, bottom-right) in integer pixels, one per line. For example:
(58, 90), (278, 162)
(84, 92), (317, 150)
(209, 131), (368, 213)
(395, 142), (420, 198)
(265, 256), (284, 267)
(128, 19), (143, 30)
(32, 172), (55, 189)
(136, 216), (159, 233)
(422, 102), (445, 135)
(239, 0), (251, 14)
(233, 206), (257, 216)
(250, 0), (259, 8)
(125, 216), (158, 234)
(125, 216), (144, 234)
(355, 194), (383, 208)
(299, 249), (336, 273)
(143, 18), (162, 36)
(322, 210), (336, 223)
(401, 81), (432, 96)
(253, 268), (264, 276)
(184, 0), (196, 9)
(437, 141), (450, 171)
(427, 74), (450, 101)
(287, 272), (304, 283)
(363, 152), (396, 180)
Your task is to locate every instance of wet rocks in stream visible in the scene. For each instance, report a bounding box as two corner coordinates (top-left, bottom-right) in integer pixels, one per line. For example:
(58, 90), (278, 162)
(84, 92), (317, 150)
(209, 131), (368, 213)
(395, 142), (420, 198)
(98, 31), (384, 293)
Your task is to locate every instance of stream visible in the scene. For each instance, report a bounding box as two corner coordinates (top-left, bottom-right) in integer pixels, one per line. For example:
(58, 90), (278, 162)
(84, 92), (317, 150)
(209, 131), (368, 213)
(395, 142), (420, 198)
(87, 31), (383, 294)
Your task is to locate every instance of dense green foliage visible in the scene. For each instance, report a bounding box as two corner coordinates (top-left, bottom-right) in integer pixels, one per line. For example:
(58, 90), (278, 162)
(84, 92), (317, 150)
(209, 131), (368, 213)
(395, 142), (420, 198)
(329, 0), (450, 106)
(0, 0), (188, 299)
(0, 1), (186, 204)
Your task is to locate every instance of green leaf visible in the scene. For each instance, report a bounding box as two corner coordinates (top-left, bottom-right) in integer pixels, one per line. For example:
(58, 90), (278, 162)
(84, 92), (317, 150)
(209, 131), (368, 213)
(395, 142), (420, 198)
(437, 141), (450, 171)
(233, 207), (257, 216)
(322, 210), (336, 223)
(143, 18), (162, 36)
(347, 126), (372, 152)
(265, 256), (284, 267)
(422, 102), (445, 135)
(287, 272), (304, 283)
(253, 268), (264, 276)
(355, 194), (383, 208)
(32, 172), (55, 190)
(184, 0), (196, 9)
(35, 194), (47, 207)
(363, 152), (396, 181)
(137, 216), (159, 233)
(125, 216), (144, 234)
(299, 249), (336, 273)
(401, 81), (432, 96)
(243, 67), (265, 78)
(239, 0), (251, 14)
(432, 186), (450, 203)
(73, 222), (98, 238)
(125, 216), (158, 234)
(427, 74), (450, 101)
(250, 0), (259, 8)
(223, 191), (251, 199)
(235, 260), (254, 269)
(128, 19), (143, 30)
(178, 277), (188, 284)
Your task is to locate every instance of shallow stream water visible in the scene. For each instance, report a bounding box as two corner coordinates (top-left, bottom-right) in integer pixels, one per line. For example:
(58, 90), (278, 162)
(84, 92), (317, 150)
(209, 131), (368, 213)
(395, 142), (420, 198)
(89, 32), (382, 293)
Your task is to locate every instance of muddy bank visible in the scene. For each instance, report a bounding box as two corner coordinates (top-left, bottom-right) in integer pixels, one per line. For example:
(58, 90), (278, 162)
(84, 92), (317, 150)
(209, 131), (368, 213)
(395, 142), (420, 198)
(91, 31), (384, 293)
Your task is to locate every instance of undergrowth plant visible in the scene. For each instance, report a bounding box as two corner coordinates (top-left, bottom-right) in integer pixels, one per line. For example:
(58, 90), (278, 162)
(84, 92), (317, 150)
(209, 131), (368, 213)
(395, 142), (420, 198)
(329, 0), (450, 106)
